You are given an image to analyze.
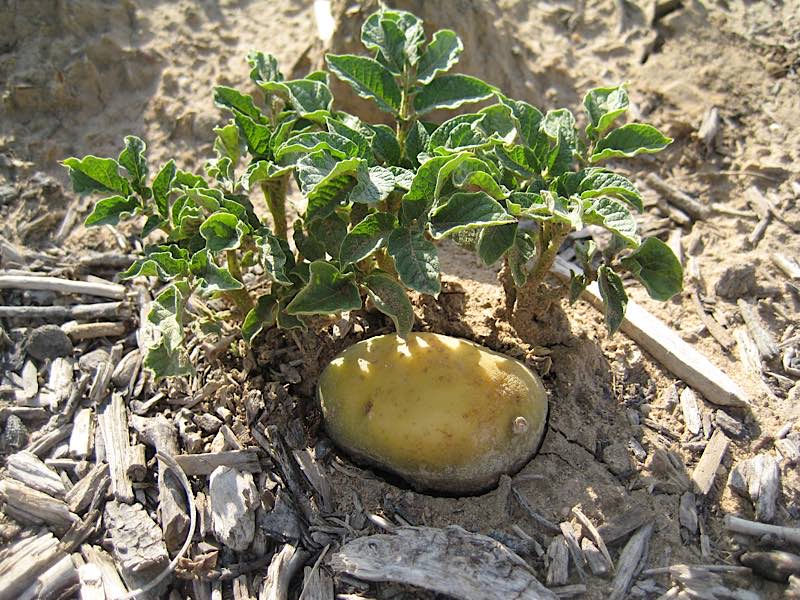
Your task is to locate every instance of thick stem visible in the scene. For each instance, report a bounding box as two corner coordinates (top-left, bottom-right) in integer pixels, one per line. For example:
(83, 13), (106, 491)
(396, 68), (416, 159)
(527, 223), (570, 291)
(261, 176), (289, 240)
(225, 250), (254, 314)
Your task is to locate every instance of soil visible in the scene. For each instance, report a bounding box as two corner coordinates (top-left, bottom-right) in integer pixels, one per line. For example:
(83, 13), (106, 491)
(1, 0), (799, 598)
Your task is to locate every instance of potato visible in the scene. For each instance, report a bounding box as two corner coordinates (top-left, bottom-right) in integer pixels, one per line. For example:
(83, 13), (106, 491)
(318, 332), (548, 494)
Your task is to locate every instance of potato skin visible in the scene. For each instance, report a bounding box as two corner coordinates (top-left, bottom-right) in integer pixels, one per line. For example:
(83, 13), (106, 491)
(318, 333), (548, 494)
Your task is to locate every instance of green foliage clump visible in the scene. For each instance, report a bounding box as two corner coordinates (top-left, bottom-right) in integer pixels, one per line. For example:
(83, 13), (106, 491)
(63, 8), (682, 379)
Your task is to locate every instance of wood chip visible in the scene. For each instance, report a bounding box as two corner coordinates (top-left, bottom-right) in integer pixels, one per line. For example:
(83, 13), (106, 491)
(0, 477), (79, 528)
(69, 407), (94, 459)
(772, 253), (800, 280)
(679, 492), (698, 534)
(690, 289), (734, 351)
(728, 454), (780, 522)
(737, 300), (779, 361)
(0, 532), (64, 600)
(104, 500), (169, 573)
(734, 327), (762, 375)
(680, 388), (703, 436)
(98, 392), (134, 503)
(6, 450), (66, 498)
(331, 526), (558, 600)
(609, 524), (654, 600)
(80, 544), (128, 598)
(581, 538), (610, 577)
(553, 258), (750, 407)
(546, 536), (570, 586)
(740, 550), (800, 583)
(571, 507), (612, 572)
(559, 522), (586, 579)
(174, 450), (261, 476)
(65, 462), (109, 513)
(209, 466), (258, 551)
(260, 543), (309, 600)
(19, 552), (78, 599)
(691, 429), (730, 495)
(129, 414), (189, 551)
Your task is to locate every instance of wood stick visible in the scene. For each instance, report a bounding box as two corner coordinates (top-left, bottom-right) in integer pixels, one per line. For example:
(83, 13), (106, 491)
(512, 487), (561, 534)
(546, 536), (570, 586)
(644, 174), (710, 220)
(62, 321), (127, 341)
(6, 450), (66, 498)
(260, 543), (309, 600)
(553, 258), (750, 407)
(724, 515), (800, 546)
(69, 408), (94, 460)
(772, 253), (800, 280)
(680, 388), (703, 436)
(80, 545), (128, 598)
(572, 507), (613, 571)
(0, 301), (127, 321)
(690, 290), (734, 351)
(66, 462), (109, 513)
(174, 450), (262, 476)
(19, 553), (78, 600)
(609, 524), (654, 600)
(0, 275), (125, 299)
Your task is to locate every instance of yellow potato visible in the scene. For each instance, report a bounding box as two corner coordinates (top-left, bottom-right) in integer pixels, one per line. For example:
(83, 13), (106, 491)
(318, 332), (548, 494)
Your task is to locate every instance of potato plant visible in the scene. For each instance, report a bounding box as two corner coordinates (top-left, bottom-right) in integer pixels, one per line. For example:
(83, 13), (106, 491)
(62, 8), (682, 379)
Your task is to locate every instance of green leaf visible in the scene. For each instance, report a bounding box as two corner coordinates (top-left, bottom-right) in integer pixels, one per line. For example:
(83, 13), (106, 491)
(413, 74), (497, 115)
(403, 120), (430, 168)
(361, 10), (424, 71)
(258, 230), (293, 286)
(584, 84), (629, 137)
(583, 196), (640, 246)
(430, 191), (514, 239)
(495, 145), (539, 178)
(542, 108), (577, 175)
(349, 165), (395, 204)
(152, 160), (176, 219)
(340, 212), (397, 264)
(365, 271), (415, 336)
(477, 104), (516, 142)
(368, 124), (401, 165)
(578, 170), (643, 212)
(296, 152), (362, 219)
(451, 167), (506, 200)
(620, 237), (683, 301)
(478, 222), (517, 265)
(276, 131), (358, 161)
(575, 239), (598, 275)
(85, 195), (140, 227)
(399, 155), (454, 225)
(199, 212), (246, 252)
(213, 86), (265, 122)
(241, 160), (292, 191)
(498, 97), (544, 149)
(427, 114), (482, 151)
(190, 250), (243, 292)
(260, 79), (333, 116)
(118, 136), (148, 192)
(308, 212), (348, 257)
(285, 261), (362, 315)
(213, 122), (243, 166)
(416, 29), (463, 84)
(507, 230), (536, 286)
(234, 113), (272, 157)
(569, 271), (588, 304)
(598, 265), (627, 334)
(326, 54), (401, 113)
(242, 294), (278, 343)
(327, 117), (372, 160)
(247, 51), (283, 84)
(389, 166), (414, 191)
(120, 245), (189, 280)
(62, 156), (130, 195)
(293, 219), (325, 261)
(386, 228), (440, 295)
(590, 124), (673, 162)
(144, 339), (193, 379)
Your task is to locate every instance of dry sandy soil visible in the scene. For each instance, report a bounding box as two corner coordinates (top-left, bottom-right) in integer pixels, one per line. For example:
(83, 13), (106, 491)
(1, 0), (799, 598)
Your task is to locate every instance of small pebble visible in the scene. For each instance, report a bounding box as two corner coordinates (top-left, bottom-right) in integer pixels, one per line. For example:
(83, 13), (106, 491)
(25, 325), (73, 361)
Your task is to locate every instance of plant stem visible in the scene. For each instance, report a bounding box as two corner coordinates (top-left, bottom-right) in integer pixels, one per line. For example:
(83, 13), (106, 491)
(261, 176), (289, 240)
(527, 223), (570, 291)
(225, 250), (254, 314)
(396, 68), (416, 158)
